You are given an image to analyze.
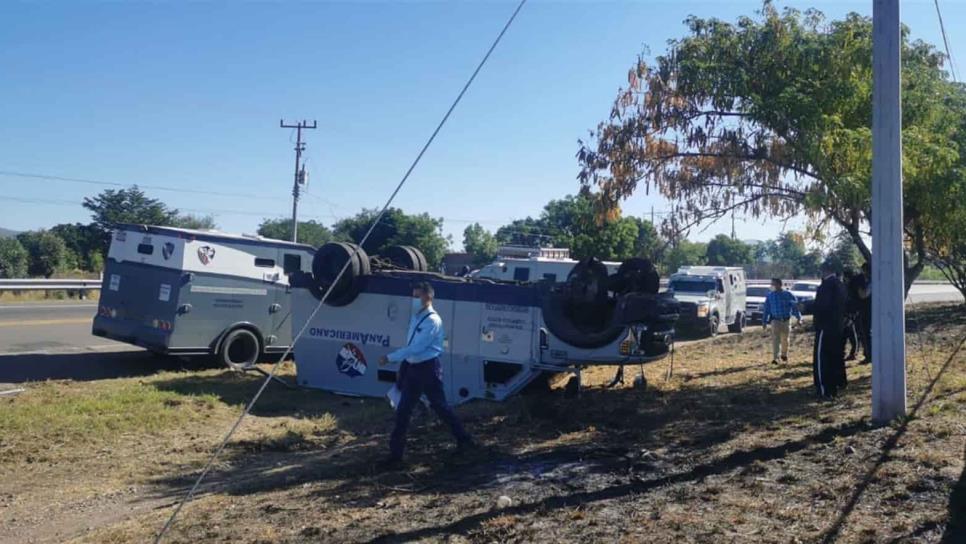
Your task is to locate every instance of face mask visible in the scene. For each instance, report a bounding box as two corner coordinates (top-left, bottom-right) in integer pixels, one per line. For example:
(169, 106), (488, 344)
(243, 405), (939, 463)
(411, 298), (424, 313)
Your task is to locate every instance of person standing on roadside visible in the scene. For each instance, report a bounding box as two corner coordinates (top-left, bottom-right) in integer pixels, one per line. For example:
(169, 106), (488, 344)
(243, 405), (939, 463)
(842, 269), (861, 362)
(812, 261), (849, 398)
(378, 281), (474, 467)
(850, 262), (872, 364)
(762, 277), (802, 364)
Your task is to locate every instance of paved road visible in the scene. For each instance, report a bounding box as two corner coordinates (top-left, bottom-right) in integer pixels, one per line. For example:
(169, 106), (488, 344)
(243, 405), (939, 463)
(0, 283), (960, 385)
(0, 302), (196, 384)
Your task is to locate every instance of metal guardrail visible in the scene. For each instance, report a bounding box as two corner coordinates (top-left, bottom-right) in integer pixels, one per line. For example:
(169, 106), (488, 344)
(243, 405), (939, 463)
(0, 278), (102, 291)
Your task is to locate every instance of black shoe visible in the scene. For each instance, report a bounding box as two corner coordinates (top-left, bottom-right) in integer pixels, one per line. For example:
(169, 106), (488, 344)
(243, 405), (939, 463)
(378, 456), (404, 471)
(859, 358), (871, 365)
(770, 359), (780, 365)
(781, 355), (788, 363)
(845, 354), (857, 362)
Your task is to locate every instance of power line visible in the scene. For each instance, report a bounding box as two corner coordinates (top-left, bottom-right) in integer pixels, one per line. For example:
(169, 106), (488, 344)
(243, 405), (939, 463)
(0, 170), (291, 201)
(153, 1), (528, 540)
(934, 0), (958, 82)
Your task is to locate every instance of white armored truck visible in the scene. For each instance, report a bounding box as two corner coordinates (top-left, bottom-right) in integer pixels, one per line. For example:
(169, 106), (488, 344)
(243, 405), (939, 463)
(290, 245), (679, 404)
(668, 266), (747, 337)
(92, 224), (315, 368)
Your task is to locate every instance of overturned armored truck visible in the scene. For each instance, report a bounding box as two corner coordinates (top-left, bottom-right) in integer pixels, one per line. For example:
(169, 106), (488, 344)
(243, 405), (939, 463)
(290, 243), (678, 404)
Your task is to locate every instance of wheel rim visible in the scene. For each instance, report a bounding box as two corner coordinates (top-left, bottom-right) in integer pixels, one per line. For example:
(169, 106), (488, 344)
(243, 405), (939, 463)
(225, 332), (258, 369)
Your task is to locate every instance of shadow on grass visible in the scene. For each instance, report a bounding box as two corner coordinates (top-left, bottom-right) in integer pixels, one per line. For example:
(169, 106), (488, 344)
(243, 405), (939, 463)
(0, 350), (214, 383)
(941, 443), (966, 544)
(150, 359), (862, 511)
(365, 419), (871, 543)
(819, 333), (966, 544)
(906, 303), (966, 333)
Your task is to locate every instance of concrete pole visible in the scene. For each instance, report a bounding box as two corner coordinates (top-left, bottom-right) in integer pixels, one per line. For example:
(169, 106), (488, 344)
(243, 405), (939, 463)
(871, 0), (907, 423)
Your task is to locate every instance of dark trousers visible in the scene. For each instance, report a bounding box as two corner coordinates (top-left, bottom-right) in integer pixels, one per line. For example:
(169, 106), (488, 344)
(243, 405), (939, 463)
(389, 357), (469, 459)
(814, 328), (846, 397)
(844, 316), (858, 360)
(858, 309), (872, 360)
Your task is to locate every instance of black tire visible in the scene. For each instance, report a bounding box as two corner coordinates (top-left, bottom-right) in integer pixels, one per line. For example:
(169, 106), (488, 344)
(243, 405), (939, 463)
(728, 311), (745, 333)
(407, 246), (428, 272)
(708, 313), (720, 337)
(567, 258), (609, 304)
(383, 245), (428, 271)
(219, 328), (261, 371)
(612, 257), (660, 294)
(540, 291), (625, 349)
(311, 242), (369, 306)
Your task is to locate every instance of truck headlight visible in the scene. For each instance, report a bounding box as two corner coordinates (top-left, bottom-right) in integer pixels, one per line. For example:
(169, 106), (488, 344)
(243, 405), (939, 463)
(696, 304), (709, 317)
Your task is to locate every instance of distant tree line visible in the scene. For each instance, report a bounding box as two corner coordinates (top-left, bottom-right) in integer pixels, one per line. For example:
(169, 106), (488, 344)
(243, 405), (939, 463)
(0, 186), (216, 278)
(459, 193), (866, 279)
(0, 186), (943, 288)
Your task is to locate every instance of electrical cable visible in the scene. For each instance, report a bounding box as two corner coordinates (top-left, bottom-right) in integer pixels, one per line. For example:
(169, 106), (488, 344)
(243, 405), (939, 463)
(933, 0), (958, 82)
(0, 170), (291, 201)
(152, 1), (528, 541)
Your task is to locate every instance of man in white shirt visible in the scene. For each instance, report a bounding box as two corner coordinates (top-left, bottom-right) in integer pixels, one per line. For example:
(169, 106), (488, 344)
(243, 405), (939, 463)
(379, 281), (472, 465)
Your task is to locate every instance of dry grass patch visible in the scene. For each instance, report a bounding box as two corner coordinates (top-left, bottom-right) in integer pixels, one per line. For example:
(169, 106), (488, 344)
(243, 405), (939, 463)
(1, 304), (964, 544)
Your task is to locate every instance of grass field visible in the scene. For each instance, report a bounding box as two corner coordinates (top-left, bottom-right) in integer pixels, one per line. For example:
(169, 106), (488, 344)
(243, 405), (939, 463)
(1, 304), (964, 543)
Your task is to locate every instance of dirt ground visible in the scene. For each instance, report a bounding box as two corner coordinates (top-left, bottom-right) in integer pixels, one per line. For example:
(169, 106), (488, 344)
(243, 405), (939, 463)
(1, 304), (964, 544)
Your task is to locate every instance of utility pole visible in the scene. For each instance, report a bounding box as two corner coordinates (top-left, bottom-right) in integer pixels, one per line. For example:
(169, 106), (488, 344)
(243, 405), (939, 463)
(730, 210), (736, 240)
(871, 0), (907, 423)
(279, 119), (317, 243)
(650, 205), (655, 225)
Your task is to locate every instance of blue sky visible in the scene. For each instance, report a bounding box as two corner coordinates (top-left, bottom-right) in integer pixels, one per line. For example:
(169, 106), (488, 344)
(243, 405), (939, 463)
(1, 0), (963, 248)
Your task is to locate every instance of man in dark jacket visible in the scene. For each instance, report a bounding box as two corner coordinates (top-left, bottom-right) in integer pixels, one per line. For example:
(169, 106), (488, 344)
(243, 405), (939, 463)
(850, 262), (872, 364)
(812, 261), (849, 398)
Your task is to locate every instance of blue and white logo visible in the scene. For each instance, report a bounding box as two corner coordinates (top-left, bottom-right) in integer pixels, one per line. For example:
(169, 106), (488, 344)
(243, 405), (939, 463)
(335, 343), (367, 378)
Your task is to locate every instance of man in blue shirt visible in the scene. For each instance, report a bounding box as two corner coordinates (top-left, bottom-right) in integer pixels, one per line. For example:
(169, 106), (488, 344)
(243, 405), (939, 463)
(762, 277), (802, 364)
(379, 281), (472, 466)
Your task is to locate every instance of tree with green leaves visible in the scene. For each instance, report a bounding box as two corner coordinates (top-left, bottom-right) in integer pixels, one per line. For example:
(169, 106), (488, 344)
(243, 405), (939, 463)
(577, 4), (965, 293)
(824, 233), (863, 274)
(82, 186), (178, 253)
(0, 238), (29, 278)
(332, 208), (450, 269)
(663, 240), (707, 273)
(495, 217), (553, 248)
(705, 234), (753, 266)
(16, 231), (68, 278)
(50, 223), (102, 272)
(764, 232), (822, 278)
(463, 223), (498, 267)
(257, 218), (333, 247)
(495, 194), (662, 262)
(172, 214), (217, 230)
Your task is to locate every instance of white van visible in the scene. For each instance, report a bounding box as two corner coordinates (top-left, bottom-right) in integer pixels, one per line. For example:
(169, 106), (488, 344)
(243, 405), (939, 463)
(669, 266), (748, 336)
(476, 257), (621, 283)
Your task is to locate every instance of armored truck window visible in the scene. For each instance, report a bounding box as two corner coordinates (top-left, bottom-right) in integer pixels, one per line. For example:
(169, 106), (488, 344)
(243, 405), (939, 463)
(513, 267), (530, 282)
(283, 254), (301, 274)
(137, 243), (154, 255)
(254, 258), (275, 268)
(542, 273), (557, 282)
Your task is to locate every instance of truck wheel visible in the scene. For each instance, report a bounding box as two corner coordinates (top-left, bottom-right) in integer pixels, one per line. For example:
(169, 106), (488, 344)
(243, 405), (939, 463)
(311, 242), (370, 306)
(612, 258), (660, 294)
(728, 311), (746, 333)
(383, 245), (428, 272)
(708, 313), (720, 337)
(220, 328), (261, 371)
